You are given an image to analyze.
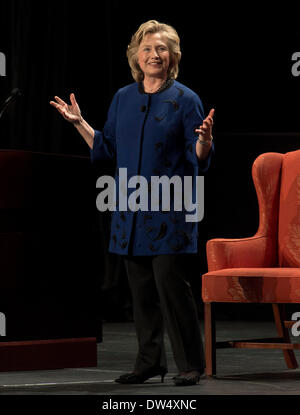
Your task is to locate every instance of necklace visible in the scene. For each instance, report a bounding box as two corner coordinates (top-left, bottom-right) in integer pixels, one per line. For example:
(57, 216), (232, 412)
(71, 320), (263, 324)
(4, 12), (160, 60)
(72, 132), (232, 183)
(138, 78), (174, 95)
(143, 79), (167, 94)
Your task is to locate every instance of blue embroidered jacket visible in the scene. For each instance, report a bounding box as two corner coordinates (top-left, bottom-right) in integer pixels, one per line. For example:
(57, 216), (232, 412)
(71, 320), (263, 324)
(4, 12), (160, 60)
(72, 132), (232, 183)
(91, 79), (214, 255)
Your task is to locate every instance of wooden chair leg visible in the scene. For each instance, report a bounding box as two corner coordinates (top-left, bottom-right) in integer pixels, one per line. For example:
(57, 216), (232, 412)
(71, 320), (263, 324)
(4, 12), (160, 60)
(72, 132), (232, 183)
(272, 304), (298, 369)
(204, 302), (216, 376)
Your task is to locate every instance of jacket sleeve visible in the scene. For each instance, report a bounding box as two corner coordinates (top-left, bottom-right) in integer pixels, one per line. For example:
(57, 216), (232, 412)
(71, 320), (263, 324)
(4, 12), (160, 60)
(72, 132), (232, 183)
(90, 91), (119, 164)
(182, 92), (214, 172)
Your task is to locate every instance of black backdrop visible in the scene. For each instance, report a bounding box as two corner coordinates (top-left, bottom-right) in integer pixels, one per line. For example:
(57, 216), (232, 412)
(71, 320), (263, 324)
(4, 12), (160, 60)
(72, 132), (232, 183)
(0, 1), (300, 154)
(1, 1), (300, 322)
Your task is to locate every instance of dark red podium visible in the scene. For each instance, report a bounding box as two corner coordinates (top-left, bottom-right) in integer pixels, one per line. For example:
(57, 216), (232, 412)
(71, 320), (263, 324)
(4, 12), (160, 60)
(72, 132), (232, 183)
(0, 150), (99, 371)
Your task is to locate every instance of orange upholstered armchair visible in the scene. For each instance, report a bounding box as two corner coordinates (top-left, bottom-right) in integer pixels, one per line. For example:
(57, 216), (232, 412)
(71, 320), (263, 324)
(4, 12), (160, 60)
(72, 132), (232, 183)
(202, 150), (300, 376)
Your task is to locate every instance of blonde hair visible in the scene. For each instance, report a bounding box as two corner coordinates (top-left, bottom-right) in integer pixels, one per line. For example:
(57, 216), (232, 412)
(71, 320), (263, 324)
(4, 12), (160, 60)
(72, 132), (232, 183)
(127, 20), (182, 82)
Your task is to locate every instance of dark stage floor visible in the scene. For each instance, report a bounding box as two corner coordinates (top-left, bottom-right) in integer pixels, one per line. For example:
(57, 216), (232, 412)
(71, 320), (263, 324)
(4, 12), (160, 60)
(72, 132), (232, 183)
(0, 320), (300, 396)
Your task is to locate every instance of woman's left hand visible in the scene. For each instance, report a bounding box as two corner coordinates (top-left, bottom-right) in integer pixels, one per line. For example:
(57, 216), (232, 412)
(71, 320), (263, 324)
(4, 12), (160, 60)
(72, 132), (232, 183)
(195, 108), (215, 142)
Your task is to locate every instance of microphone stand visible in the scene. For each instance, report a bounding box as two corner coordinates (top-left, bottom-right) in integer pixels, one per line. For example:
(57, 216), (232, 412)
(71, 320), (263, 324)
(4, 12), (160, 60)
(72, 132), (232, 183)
(0, 88), (21, 120)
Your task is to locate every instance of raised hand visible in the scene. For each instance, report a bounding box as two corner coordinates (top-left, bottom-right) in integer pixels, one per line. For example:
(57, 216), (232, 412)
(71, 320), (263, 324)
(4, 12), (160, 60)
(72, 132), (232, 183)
(50, 93), (82, 124)
(195, 108), (215, 142)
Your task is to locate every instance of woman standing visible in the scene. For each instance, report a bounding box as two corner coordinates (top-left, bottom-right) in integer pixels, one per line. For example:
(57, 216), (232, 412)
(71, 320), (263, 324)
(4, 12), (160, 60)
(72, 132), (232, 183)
(50, 20), (214, 386)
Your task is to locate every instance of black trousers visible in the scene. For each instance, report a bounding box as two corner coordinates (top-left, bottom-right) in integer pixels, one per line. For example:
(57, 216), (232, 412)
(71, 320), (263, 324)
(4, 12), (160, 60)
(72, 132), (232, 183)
(123, 254), (205, 373)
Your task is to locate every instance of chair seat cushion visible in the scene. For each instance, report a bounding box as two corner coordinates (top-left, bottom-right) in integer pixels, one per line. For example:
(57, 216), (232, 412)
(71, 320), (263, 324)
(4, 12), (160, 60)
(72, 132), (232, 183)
(202, 268), (300, 303)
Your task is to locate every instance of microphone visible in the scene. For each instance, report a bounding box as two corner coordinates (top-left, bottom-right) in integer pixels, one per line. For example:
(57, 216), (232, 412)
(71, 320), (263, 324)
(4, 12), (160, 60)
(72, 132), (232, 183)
(140, 105), (147, 112)
(0, 88), (21, 119)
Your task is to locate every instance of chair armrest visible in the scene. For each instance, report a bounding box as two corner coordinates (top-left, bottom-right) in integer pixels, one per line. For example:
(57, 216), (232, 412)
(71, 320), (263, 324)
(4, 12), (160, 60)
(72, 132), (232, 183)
(206, 235), (277, 271)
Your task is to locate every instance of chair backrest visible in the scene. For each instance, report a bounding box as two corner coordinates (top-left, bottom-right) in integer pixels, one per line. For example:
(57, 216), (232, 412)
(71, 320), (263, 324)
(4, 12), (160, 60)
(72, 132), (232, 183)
(278, 150), (300, 267)
(252, 152), (283, 266)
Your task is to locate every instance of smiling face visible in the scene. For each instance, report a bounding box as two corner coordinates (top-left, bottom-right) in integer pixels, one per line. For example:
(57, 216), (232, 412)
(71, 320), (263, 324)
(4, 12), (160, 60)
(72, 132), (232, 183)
(137, 32), (170, 81)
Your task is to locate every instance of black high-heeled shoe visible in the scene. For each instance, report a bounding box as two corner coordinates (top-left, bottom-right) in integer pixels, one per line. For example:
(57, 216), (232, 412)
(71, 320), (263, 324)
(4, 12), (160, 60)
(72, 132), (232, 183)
(173, 370), (202, 386)
(115, 367), (167, 384)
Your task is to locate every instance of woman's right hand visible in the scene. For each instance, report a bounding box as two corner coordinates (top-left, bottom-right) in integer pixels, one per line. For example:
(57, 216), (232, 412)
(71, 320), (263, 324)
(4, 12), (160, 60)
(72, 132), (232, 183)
(50, 93), (82, 124)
